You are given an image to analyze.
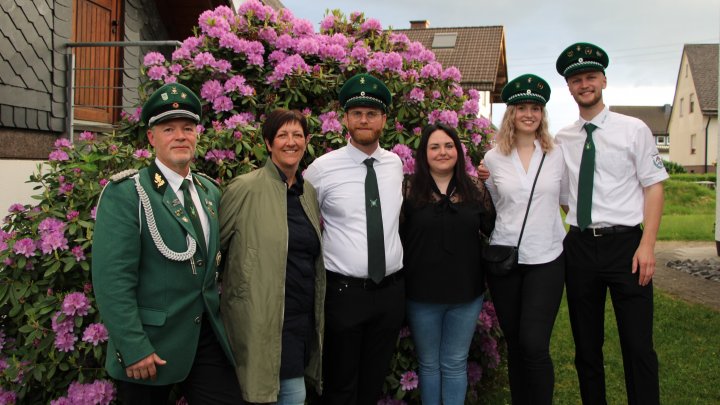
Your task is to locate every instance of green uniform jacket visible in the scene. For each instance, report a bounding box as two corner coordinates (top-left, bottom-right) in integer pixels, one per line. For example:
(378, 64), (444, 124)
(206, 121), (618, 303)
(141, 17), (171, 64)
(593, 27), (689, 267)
(219, 163), (325, 403)
(92, 163), (235, 385)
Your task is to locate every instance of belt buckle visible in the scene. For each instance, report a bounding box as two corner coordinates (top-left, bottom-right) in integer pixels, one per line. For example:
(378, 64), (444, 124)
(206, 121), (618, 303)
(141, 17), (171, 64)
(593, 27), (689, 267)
(592, 227), (603, 237)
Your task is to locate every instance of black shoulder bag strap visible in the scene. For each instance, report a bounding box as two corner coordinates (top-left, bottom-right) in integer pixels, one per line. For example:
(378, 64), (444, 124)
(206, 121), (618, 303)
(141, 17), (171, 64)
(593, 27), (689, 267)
(516, 152), (546, 249)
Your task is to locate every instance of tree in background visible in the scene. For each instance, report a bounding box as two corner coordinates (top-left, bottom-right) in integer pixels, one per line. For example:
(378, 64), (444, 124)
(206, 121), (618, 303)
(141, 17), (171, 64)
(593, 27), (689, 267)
(0, 2), (499, 403)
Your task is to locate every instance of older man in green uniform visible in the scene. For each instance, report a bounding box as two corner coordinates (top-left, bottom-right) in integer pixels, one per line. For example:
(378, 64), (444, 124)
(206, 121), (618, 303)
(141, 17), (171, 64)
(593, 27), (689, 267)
(92, 83), (243, 404)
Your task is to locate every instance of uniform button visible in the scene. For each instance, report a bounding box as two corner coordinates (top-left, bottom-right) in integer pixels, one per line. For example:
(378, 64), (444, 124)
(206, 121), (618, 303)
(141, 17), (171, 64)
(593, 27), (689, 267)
(194, 316), (201, 324)
(196, 259), (204, 267)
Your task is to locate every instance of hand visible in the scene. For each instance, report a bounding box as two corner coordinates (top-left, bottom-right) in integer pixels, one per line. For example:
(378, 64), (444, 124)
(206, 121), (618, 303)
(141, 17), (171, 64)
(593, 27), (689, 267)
(477, 160), (490, 181)
(632, 243), (656, 286)
(126, 353), (167, 381)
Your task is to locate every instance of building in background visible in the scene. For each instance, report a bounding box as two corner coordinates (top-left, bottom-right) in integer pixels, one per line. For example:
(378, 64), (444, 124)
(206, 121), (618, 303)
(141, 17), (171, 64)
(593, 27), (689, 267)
(395, 20), (508, 121)
(0, 0), (284, 210)
(610, 105), (671, 161)
(668, 44), (718, 173)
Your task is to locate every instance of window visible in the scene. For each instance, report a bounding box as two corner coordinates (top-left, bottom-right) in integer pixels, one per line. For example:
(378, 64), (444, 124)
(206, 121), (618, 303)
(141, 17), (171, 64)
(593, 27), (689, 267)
(656, 136), (666, 146)
(685, 63), (689, 78)
(690, 94), (695, 113)
(691, 134), (696, 154)
(680, 98), (684, 117)
(432, 33), (458, 48)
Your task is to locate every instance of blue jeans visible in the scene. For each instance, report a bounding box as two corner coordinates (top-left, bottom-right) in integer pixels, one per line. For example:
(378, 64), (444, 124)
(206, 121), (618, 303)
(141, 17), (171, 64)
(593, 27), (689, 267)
(406, 295), (484, 405)
(276, 377), (305, 405)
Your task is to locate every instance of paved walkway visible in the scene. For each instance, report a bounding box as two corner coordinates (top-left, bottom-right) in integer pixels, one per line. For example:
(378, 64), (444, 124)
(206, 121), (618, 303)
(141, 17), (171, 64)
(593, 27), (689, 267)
(654, 241), (720, 311)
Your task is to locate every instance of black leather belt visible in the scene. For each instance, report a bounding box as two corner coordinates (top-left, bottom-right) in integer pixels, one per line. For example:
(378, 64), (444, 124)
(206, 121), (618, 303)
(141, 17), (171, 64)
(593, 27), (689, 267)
(326, 270), (404, 290)
(569, 225), (641, 237)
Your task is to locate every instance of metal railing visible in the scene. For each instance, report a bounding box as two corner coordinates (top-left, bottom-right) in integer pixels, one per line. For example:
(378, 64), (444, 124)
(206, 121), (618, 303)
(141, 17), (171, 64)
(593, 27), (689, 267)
(64, 41), (181, 139)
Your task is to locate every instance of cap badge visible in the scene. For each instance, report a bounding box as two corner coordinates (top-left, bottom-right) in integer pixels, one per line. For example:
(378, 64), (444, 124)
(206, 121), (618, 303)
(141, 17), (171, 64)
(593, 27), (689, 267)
(181, 93), (187, 99)
(171, 87), (178, 94)
(585, 48), (593, 55)
(527, 77), (533, 83)
(538, 83), (544, 89)
(360, 77), (366, 84)
(567, 50), (574, 57)
(161, 93), (168, 101)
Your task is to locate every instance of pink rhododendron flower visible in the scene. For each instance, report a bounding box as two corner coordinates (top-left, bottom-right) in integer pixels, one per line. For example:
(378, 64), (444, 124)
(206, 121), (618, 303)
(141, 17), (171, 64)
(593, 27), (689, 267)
(319, 111), (342, 134)
(54, 138), (73, 149)
(467, 361), (483, 384)
(205, 149), (236, 164)
(13, 238), (37, 257)
(8, 203), (24, 213)
(201, 79), (224, 102)
(407, 88), (425, 103)
(78, 131), (95, 141)
(441, 66), (462, 82)
(82, 323), (109, 346)
(360, 18), (382, 35)
(62, 292), (90, 317)
(143, 51), (165, 67)
(49, 149), (69, 161)
(147, 65), (167, 81)
(71, 245), (86, 262)
(212, 96), (234, 113)
(133, 149), (151, 159)
(399, 370), (419, 391)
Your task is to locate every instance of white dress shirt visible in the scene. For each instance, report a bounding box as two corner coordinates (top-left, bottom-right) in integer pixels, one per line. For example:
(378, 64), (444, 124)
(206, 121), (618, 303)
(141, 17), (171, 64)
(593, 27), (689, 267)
(484, 140), (568, 265)
(155, 159), (210, 249)
(305, 142), (404, 277)
(555, 107), (669, 228)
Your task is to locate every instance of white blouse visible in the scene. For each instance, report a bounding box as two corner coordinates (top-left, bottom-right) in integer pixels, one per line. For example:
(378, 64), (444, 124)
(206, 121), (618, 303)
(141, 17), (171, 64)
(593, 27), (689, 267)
(484, 140), (568, 265)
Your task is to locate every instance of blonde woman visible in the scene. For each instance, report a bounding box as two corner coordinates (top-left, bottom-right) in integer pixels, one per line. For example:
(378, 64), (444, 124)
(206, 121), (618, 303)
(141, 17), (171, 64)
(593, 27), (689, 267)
(482, 74), (567, 404)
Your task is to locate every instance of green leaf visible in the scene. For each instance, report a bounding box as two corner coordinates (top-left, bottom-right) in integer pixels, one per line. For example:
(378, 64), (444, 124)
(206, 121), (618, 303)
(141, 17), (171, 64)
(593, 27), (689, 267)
(44, 261), (62, 278)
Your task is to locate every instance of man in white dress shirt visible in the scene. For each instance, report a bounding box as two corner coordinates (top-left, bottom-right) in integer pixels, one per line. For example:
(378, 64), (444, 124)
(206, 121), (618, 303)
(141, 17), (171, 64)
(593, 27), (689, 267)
(305, 73), (404, 405)
(555, 42), (667, 405)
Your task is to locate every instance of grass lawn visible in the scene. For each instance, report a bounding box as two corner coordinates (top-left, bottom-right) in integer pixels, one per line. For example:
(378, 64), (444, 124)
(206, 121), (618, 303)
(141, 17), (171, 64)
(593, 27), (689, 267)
(478, 291), (720, 404)
(658, 179), (716, 241)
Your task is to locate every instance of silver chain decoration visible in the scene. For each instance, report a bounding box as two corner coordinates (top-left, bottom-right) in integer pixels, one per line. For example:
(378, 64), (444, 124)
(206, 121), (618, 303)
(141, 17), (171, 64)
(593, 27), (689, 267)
(133, 175), (196, 261)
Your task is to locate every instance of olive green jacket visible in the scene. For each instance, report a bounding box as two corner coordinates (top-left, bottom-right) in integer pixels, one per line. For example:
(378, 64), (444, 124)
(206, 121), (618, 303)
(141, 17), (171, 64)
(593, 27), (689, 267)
(92, 163), (235, 385)
(219, 163), (325, 402)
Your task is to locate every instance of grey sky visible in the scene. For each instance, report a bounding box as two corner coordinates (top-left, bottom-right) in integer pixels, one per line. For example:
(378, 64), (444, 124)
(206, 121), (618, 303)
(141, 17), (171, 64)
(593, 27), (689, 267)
(282, 0), (719, 132)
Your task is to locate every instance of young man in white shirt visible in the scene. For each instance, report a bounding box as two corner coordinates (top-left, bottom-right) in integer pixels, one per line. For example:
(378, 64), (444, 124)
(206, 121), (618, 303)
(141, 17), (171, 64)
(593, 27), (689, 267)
(305, 73), (404, 405)
(555, 42), (667, 405)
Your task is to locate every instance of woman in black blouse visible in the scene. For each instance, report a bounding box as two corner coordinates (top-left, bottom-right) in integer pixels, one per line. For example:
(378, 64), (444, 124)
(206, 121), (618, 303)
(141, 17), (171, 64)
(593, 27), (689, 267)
(401, 123), (495, 405)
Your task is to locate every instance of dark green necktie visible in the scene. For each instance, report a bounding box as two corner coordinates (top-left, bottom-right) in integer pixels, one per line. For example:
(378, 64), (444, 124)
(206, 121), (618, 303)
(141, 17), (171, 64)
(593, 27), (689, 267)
(577, 123), (597, 230)
(363, 158), (386, 284)
(180, 179), (206, 257)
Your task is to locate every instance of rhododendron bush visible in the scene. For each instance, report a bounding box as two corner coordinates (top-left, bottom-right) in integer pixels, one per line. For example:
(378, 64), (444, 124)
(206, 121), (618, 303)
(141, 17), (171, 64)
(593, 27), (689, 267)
(0, 2), (499, 403)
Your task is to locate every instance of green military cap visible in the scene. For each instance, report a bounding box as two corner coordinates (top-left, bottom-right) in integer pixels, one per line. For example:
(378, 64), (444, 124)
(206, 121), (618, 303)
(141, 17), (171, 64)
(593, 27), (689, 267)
(141, 83), (202, 127)
(556, 42), (609, 78)
(501, 74), (551, 106)
(339, 73), (392, 112)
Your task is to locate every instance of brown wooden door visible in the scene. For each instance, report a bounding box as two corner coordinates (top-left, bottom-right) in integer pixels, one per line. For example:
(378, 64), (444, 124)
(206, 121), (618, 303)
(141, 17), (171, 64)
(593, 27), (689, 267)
(72, 0), (123, 123)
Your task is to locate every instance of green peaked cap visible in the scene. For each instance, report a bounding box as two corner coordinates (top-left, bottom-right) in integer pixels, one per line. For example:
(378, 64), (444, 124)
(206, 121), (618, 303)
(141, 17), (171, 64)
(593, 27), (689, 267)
(501, 74), (551, 106)
(339, 73), (392, 112)
(141, 83), (202, 127)
(556, 42), (609, 78)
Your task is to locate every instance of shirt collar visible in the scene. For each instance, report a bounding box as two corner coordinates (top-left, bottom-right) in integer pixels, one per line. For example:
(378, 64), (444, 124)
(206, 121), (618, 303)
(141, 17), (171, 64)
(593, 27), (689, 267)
(154, 158), (192, 193)
(578, 105), (610, 132)
(272, 161), (305, 194)
(346, 141), (383, 165)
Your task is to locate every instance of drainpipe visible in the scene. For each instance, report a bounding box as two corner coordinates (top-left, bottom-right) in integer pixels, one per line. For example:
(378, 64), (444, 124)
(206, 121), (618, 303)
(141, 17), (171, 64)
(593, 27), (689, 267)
(705, 116), (711, 173)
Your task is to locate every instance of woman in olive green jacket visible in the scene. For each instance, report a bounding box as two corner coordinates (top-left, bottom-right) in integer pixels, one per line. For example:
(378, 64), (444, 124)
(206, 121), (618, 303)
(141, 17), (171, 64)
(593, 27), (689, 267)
(219, 109), (325, 404)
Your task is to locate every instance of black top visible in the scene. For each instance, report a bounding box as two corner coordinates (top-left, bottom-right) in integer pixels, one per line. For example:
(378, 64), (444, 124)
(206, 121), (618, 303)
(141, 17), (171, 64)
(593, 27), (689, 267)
(401, 176), (495, 304)
(276, 165), (320, 379)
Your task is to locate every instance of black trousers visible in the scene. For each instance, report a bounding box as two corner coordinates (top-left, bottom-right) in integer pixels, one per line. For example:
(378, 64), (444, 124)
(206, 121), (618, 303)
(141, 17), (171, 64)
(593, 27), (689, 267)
(116, 317), (243, 405)
(487, 254), (565, 405)
(321, 271), (405, 405)
(564, 229), (659, 405)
